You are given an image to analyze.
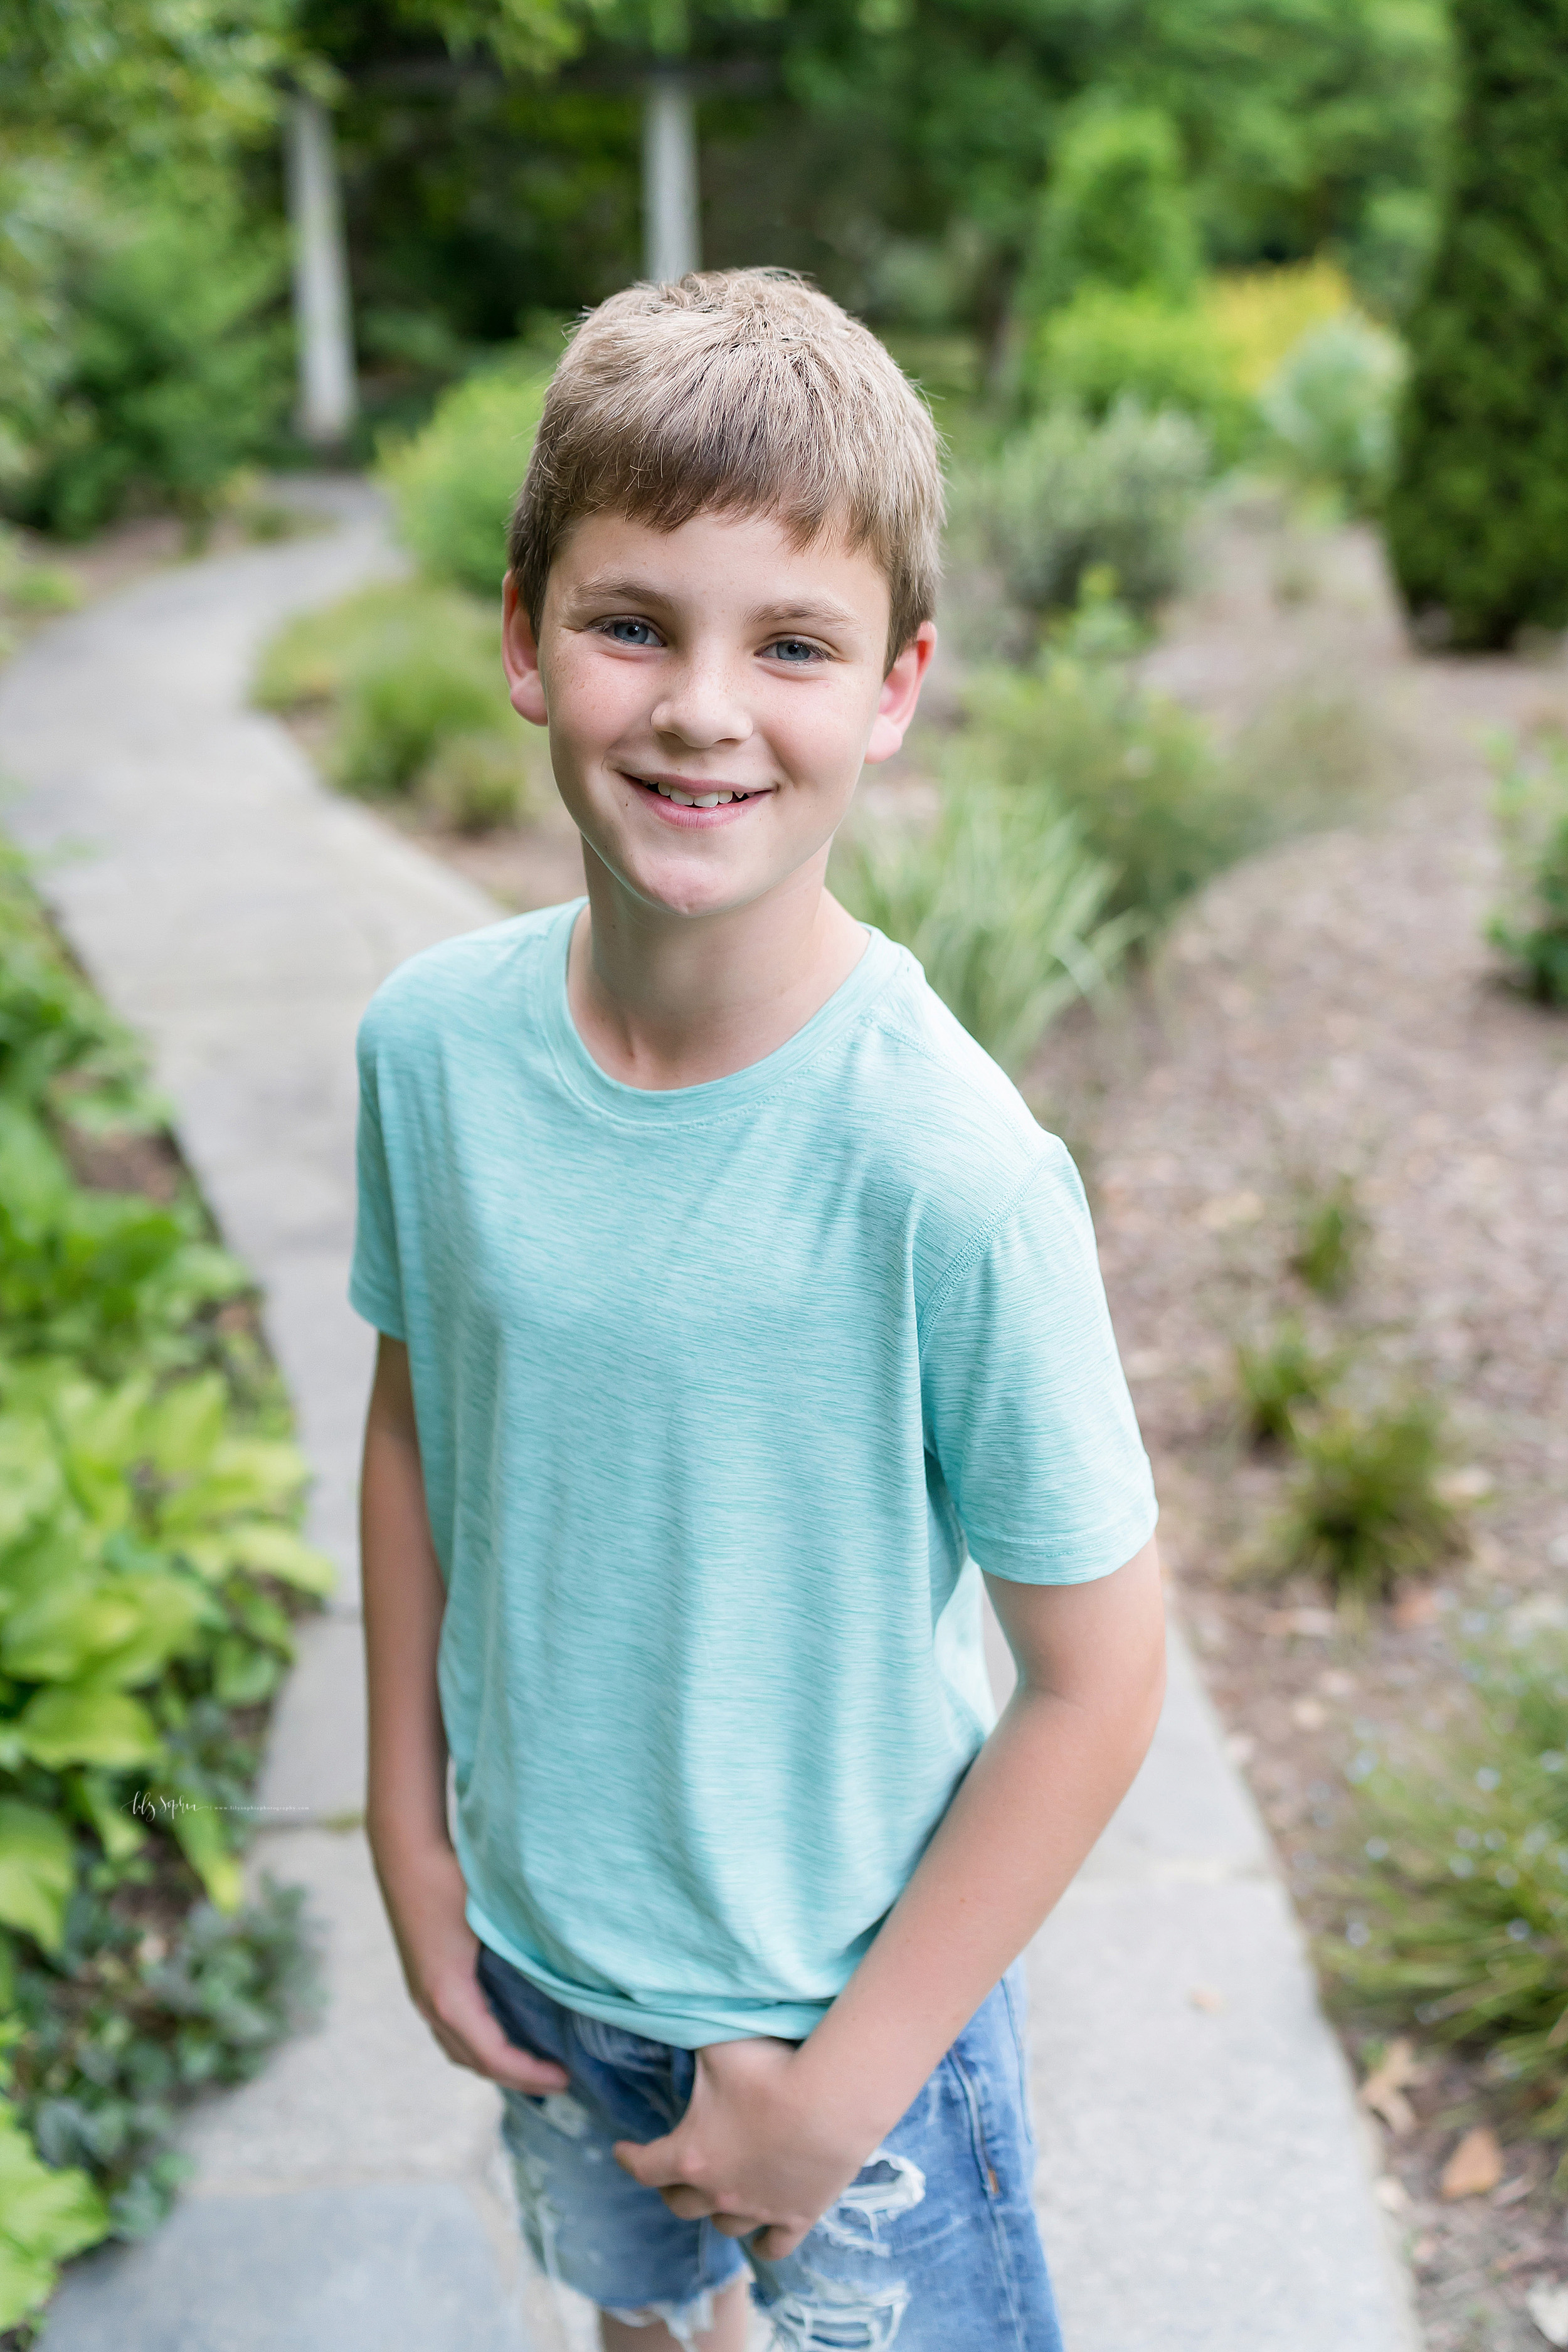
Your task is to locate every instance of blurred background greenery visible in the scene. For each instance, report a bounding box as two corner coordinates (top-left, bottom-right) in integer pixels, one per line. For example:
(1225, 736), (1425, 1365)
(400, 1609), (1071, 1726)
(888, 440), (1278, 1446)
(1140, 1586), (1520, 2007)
(1, 0), (1454, 532)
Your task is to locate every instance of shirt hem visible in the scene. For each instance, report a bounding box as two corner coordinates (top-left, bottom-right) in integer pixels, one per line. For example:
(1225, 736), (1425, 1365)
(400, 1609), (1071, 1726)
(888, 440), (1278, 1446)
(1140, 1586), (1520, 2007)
(466, 1899), (835, 2050)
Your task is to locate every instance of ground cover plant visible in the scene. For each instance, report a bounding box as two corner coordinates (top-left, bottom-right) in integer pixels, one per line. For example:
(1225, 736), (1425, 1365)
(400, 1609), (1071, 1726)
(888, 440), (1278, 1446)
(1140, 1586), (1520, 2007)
(0, 837), (331, 2336)
(1487, 728), (1568, 1009)
(253, 356), (551, 834)
(1323, 1634), (1568, 2164)
(830, 783), (1135, 1081)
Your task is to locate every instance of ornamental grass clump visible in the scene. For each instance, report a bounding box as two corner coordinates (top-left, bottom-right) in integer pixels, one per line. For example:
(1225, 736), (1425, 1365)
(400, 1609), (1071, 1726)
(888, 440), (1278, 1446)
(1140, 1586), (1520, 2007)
(1234, 1319), (1345, 1446)
(832, 780), (1135, 1079)
(1290, 1173), (1370, 1300)
(1276, 1396), (1463, 1604)
(1323, 1638), (1568, 2151)
(1486, 729), (1568, 1009)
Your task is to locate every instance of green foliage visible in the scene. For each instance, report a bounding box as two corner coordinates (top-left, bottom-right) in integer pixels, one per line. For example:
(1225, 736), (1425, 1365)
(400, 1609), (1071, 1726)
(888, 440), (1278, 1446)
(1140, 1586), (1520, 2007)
(1385, 0), (1568, 649)
(255, 579), (537, 824)
(957, 400), (1209, 625)
(1323, 1637), (1568, 2145)
(421, 731), (532, 832)
(1025, 289), (1252, 463)
(10, 1871), (326, 2250)
(1234, 1318), (1344, 1444)
(378, 354), (551, 601)
(1486, 729), (1568, 1009)
(4, 191), (290, 541)
(1259, 314), (1405, 515)
(1026, 101), (1200, 317)
(831, 781), (1135, 1078)
(0, 2022), (108, 2336)
(955, 631), (1261, 928)
(0, 834), (331, 2312)
(1275, 1396), (1461, 1601)
(1290, 1172), (1369, 1298)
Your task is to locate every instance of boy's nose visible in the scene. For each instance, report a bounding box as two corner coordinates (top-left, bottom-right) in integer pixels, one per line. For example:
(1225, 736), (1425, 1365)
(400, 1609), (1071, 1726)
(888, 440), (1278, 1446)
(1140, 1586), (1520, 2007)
(649, 661), (754, 751)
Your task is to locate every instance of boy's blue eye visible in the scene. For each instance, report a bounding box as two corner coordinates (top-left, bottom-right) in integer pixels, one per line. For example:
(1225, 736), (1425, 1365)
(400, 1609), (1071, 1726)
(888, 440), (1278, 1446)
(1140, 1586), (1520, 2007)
(603, 618), (660, 645)
(768, 638), (822, 663)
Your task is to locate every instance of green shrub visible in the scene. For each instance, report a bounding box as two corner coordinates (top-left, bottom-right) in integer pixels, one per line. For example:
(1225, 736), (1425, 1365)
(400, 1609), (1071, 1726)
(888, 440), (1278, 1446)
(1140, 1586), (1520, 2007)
(1323, 1636), (1568, 2150)
(1486, 729), (1568, 1007)
(1290, 1173), (1370, 1300)
(832, 782), (1135, 1077)
(956, 400), (1209, 625)
(1026, 290), (1250, 463)
(1235, 1320), (1345, 1445)
(1024, 101), (1200, 317)
(378, 354), (550, 601)
(1384, 0), (1568, 648)
(257, 582), (519, 807)
(955, 644), (1256, 928)
(421, 733), (534, 834)
(4, 195), (289, 542)
(1275, 1397), (1462, 1602)
(1259, 315), (1406, 515)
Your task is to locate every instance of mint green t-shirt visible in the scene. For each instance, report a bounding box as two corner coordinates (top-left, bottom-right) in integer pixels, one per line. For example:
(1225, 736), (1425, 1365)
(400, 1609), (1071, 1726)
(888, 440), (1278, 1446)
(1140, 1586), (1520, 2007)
(349, 896), (1157, 2047)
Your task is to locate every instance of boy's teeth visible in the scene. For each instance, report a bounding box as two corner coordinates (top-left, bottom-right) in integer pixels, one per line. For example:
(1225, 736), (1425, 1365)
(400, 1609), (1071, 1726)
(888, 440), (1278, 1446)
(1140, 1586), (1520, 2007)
(653, 782), (742, 807)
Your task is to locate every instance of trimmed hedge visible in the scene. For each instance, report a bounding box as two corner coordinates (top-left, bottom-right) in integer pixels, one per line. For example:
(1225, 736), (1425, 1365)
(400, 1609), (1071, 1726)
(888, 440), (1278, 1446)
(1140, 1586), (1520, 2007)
(1385, 0), (1568, 649)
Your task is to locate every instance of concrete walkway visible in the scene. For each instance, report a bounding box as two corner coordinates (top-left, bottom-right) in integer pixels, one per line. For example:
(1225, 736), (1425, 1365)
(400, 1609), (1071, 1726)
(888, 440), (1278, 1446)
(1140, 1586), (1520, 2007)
(1, 482), (1419, 2352)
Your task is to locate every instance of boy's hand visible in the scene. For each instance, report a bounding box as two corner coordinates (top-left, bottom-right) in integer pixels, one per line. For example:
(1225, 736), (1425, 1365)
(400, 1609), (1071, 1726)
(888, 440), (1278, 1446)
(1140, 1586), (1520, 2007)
(612, 2036), (871, 2260)
(378, 1838), (571, 2100)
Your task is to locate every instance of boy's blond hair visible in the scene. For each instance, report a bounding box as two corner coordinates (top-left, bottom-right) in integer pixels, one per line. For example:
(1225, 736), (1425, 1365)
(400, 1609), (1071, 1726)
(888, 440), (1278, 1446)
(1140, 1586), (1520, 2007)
(507, 268), (944, 667)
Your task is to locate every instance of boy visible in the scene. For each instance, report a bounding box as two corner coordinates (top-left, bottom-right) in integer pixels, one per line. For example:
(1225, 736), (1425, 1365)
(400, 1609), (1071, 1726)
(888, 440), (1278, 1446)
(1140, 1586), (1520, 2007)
(352, 268), (1165, 2352)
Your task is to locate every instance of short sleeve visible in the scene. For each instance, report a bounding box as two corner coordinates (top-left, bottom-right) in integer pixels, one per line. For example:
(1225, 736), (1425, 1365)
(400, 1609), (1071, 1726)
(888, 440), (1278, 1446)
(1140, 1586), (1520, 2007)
(347, 1024), (407, 1340)
(921, 1139), (1157, 1584)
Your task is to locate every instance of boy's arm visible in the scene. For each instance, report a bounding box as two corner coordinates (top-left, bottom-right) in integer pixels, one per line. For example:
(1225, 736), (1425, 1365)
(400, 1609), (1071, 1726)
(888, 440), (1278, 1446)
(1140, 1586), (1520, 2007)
(615, 1532), (1165, 2255)
(361, 1332), (568, 2097)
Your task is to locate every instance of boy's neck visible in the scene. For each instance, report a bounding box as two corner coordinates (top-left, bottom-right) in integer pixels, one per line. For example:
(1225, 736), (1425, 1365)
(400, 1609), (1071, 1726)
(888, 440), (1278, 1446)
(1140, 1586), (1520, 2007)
(566, 845), (869, 1091)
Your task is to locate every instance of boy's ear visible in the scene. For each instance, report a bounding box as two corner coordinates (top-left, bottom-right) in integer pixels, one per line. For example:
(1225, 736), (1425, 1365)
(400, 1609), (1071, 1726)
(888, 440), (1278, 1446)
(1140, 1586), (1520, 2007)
(864, 620), (938, 767)
(501, 572), (549, 728)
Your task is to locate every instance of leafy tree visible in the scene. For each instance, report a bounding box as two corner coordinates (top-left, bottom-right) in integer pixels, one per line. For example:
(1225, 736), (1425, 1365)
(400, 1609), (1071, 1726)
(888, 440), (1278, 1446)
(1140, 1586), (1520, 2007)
(1384, 0), (1568, 651)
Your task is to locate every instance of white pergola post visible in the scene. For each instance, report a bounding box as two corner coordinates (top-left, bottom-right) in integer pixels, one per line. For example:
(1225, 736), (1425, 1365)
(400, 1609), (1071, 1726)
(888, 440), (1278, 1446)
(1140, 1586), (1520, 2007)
(285, 92), (358, 447)
(642, 72), (700, 283)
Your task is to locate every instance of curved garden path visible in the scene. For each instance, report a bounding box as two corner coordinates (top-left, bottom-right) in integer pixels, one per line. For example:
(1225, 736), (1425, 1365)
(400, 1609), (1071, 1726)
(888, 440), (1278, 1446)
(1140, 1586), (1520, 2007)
(0, 484), (1416, 2351)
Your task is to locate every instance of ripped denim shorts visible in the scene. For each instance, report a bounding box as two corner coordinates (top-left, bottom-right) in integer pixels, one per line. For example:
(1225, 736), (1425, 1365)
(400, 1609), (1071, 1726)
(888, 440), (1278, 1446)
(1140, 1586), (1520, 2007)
(474, 1941), (1064, 2351)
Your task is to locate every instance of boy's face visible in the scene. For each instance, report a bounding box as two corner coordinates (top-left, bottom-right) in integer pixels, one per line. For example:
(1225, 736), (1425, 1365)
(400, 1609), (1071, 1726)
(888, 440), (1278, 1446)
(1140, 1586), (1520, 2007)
(501, 507), (935, 922)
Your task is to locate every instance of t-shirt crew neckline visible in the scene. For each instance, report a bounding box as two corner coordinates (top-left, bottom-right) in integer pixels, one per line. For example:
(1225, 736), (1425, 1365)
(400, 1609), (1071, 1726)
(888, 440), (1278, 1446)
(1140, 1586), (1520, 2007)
(541, 895), (901, 1125)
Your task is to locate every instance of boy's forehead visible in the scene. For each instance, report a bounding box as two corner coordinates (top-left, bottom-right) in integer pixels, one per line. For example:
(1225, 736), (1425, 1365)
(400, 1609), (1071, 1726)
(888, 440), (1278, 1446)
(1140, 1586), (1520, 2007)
(548, 504), (892, 629)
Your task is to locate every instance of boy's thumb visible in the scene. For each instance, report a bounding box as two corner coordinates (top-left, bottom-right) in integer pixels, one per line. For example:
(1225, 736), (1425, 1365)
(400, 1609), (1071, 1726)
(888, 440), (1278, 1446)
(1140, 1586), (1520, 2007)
(613, 2132), (676, 2186)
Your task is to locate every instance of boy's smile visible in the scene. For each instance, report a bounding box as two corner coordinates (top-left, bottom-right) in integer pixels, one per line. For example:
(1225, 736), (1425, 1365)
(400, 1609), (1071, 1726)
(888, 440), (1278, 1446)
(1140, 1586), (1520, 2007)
(502, 507), (934, 921)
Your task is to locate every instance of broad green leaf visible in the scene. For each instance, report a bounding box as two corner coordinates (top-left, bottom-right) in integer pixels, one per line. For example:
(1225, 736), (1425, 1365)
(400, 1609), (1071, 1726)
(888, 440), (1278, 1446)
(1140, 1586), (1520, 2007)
(0, 1801), (75, 1955)
(0, 2098), (110, 2328)
(0, 1419), (62, 1552)
(138, 1372), (228, 1477)
(63, 1769), (147, 1864)
(169, 1803), (244, 1913)
(212, 1636), (285, 1706)
(14, 1683), (162, 1770)
(2, 1568), (208, 1687)
(223, 1520), (337, 1596)
(157, 1438), (310, 1531)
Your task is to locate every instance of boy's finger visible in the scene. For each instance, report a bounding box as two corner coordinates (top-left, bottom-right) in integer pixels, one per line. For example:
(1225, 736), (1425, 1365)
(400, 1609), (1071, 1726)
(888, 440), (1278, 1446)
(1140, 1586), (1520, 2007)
(433, 1997), (571, 2094)
(613, 2134), (689, 2190)
(750, 2223), (809, 2261)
